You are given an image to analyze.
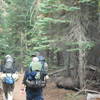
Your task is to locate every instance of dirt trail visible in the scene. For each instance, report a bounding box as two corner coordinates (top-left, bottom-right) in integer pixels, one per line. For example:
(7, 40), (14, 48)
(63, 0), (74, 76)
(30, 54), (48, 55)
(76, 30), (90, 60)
(12, 74), (85, 100)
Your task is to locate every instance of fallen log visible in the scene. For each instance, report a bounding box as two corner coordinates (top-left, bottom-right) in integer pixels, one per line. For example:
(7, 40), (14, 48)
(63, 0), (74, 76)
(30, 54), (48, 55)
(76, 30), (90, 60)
(55, 77), (78, 90)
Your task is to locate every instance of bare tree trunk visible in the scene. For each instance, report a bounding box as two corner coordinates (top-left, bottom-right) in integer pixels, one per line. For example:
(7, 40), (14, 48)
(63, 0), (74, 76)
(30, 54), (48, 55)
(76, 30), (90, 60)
(56, 51), (64, 66)
(20, 32), (24, 72)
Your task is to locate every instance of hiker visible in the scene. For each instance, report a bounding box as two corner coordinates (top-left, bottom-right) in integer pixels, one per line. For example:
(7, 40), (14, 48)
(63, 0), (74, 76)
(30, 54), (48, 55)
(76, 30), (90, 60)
(0, 55), (18, 100)
(22, 55), (49, 100)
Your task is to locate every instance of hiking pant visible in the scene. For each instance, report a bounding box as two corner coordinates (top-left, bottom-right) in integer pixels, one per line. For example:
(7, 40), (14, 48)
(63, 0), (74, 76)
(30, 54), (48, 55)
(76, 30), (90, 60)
(26, 87), (44, 100)
(3, 83), (14, 100)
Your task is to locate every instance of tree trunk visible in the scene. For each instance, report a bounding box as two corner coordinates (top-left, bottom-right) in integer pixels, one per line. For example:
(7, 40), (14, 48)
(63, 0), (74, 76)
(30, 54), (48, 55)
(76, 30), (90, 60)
(56, 51), (64, 66)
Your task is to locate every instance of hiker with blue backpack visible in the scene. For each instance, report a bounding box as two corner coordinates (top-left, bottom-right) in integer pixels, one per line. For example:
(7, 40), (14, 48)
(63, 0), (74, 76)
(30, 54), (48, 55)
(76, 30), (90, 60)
(22, 53), (49, 100)
(0, 55), (18, 100)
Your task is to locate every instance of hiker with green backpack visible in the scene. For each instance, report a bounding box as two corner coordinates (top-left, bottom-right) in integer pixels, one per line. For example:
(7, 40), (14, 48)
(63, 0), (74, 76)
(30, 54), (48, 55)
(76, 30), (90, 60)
(22, 54), (49, 100)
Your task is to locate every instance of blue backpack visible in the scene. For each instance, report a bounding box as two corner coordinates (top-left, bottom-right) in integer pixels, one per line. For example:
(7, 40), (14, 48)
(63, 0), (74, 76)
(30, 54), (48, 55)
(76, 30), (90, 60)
(3, 75), (15, 85)
(26, 71), (37, 81)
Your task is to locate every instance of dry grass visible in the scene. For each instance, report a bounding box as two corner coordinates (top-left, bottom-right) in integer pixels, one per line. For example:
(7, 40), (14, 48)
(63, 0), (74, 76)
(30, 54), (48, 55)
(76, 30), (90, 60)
(64, 92), (86, 100)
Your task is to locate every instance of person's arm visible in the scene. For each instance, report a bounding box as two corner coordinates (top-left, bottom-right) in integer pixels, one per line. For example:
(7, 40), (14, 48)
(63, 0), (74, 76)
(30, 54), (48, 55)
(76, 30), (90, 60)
(43, 61), (48, 75)
(22, 71), (27, 85)
(44, 62), (48, 72)
(23, 61), (32, 83)
(43, 62), (49, 80)
(22, 73), (26, 85)
(22, 67), (30, 85)
(29, 62), (33, 68)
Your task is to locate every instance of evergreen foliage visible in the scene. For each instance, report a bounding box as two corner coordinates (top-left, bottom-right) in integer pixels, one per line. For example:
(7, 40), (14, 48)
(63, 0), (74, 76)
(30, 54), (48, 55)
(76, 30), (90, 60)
(0, 0), (96, 66)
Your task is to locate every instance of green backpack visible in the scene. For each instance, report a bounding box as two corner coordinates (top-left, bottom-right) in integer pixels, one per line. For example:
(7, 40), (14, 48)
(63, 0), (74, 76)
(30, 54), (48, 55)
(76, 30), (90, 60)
(26, 61), (46, 88)
(31, 61), (42, 71)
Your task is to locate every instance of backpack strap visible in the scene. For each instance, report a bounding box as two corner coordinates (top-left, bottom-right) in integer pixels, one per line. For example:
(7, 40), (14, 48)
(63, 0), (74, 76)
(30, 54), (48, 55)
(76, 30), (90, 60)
(40, 61), (45, 71)
(6, 73), (13, 78)
(29, 62), (33, 72)
(40, 61), (48, 81)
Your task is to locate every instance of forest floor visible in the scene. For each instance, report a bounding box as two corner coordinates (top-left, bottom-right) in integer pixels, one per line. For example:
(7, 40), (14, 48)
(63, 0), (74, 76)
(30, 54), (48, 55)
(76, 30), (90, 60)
(1, 74), (86, 100)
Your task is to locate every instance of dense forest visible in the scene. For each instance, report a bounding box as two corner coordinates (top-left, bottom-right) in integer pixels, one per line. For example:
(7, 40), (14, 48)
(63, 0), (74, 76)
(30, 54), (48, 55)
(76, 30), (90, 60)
(0, 0), (100, 92)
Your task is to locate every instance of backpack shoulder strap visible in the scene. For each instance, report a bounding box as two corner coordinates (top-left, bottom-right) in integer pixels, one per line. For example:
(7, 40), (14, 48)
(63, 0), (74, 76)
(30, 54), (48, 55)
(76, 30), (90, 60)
(29, 62), (33, 71)
(6, 73), (13, 78)
(41, 61), (45, 71)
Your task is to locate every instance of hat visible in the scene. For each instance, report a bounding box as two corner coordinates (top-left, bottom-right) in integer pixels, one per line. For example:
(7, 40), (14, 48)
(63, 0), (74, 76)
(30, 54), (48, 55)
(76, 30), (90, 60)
(32, 57), (39, 62)
(31, 52), (36, 57)
(31, 52), (40, 57)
